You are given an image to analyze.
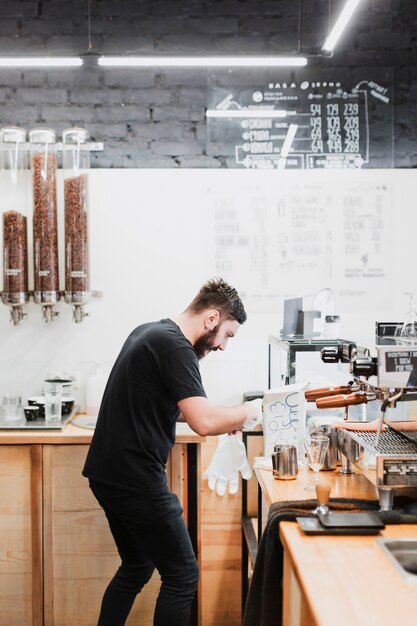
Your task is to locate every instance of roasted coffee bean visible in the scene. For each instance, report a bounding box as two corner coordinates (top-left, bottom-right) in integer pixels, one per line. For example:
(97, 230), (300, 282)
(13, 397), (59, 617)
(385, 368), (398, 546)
(2, 210), (28, 294)
(64, 173), (89, 293)
(31, 152), (59, 293)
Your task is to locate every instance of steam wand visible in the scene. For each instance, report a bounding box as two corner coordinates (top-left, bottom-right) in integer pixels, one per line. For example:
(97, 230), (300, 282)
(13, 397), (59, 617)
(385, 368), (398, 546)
(374, 389), (404, 448)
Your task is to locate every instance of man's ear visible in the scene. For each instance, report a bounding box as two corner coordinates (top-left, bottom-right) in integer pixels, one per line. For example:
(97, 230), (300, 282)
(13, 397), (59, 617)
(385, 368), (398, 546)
(204, 309), (220, 330)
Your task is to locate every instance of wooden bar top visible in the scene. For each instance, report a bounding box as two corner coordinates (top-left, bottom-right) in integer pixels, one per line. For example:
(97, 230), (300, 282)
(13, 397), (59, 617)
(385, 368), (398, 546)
(280, 521), (417, 626)
(0, 418), (204, 445)
(255, 463), (379, 507)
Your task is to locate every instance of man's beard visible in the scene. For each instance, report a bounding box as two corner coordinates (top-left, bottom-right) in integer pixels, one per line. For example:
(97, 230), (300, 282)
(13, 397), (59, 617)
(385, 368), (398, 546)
(194, 327), (219, 360)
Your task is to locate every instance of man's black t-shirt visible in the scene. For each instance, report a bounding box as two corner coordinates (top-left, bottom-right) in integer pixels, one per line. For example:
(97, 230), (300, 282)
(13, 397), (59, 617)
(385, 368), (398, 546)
(82, 319), (207, 491)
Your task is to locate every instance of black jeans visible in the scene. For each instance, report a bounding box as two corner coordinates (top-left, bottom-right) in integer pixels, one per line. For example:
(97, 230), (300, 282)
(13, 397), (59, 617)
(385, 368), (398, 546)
(89, 480), (199, 626)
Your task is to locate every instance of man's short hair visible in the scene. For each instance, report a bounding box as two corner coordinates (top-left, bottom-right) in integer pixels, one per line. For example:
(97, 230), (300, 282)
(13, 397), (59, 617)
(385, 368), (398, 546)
(186, 278), (247, 324)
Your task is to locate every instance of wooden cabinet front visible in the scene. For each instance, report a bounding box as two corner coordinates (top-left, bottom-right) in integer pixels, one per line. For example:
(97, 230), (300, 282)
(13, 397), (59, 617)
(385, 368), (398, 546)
(0, 442), (191, 626)
(0, 445), (42, 626)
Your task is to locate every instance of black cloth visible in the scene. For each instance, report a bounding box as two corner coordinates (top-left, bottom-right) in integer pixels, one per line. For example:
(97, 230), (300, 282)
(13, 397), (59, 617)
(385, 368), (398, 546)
(243, 496), (417, 626)
(83, 318), (206, 491)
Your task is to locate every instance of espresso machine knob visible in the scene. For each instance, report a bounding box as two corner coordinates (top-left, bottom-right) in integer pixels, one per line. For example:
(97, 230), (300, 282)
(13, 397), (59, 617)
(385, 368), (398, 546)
(321, 347), (340, 363)
(351, 357), (378, 378)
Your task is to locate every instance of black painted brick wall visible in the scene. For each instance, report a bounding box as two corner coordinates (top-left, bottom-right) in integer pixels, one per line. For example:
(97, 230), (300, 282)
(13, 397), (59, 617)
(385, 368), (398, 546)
(0, 0), (415, 167)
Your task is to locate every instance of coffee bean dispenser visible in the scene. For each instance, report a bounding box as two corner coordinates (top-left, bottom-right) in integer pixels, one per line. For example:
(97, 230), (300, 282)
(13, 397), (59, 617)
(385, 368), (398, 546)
(0, 126), (30, 325)
(0, 124), (102, 325)
(29, 127), (60, 322)
(62, 127), (90, 323)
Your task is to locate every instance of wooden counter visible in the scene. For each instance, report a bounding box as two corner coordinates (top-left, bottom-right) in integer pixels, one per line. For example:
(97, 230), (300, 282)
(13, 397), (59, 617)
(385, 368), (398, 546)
(255, 464), (379, 509)
(280, 522), (417, 626)
(254, 463), (417, 626)
(0, 418), (204, 626)
(0, 418), (203, 444)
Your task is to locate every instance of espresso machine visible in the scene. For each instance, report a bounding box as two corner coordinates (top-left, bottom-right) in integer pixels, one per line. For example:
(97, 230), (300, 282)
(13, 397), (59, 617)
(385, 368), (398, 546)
(307, 334), (417, 511)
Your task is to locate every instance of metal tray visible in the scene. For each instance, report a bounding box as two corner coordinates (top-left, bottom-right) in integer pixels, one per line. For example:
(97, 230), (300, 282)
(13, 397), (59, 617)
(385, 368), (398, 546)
(0, 406), (77, 430)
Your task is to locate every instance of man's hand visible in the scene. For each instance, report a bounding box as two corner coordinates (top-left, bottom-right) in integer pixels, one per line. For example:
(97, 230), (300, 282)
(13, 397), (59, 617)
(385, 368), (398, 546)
(242, 398), (263, 431)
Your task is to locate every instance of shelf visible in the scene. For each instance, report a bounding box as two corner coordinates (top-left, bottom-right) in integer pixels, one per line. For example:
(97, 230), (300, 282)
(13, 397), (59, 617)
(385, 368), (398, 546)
(0, 141), (104, 152)
(242, 515), (258, 567)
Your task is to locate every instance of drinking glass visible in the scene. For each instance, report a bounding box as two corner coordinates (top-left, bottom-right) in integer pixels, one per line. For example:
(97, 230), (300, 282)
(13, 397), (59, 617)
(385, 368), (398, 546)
(304, 434), (329, 491)
(44, 381), (62, 422)
(2, 395), (23, 422)
(395, 292), (417, 345)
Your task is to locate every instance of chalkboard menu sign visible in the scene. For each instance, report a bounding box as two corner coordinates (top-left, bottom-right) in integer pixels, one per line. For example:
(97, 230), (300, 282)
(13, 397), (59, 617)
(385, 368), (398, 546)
(207, 68), (393, 169)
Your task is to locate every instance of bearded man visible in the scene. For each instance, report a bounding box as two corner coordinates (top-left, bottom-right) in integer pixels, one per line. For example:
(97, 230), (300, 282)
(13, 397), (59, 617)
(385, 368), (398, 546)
(83, 278), (261, 626)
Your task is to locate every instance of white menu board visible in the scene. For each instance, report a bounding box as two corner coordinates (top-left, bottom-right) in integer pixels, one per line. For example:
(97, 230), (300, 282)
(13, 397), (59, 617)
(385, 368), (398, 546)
(205, 174), (393, 312)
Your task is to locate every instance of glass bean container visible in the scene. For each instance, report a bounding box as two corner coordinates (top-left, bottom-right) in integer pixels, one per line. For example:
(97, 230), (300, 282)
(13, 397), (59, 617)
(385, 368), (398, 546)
(62, 127), (90, 323)
(29, 127), (60, 320)
(0, 126), (30, 324)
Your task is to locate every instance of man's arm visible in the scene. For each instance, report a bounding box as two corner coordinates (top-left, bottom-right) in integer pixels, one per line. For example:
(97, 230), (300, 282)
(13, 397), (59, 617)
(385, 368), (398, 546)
(177, 396), (260, 436)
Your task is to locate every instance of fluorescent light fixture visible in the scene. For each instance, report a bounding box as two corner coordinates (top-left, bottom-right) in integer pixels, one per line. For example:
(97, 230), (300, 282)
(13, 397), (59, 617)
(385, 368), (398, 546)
(206, 109), (287, 118)
(0, 57), (83, 67)
(98, 56), (308, 67)
(322, 0), (362, 52)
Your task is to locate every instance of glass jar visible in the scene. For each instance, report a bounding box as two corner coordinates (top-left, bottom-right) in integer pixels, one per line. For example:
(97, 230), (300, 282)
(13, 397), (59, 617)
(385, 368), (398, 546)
(62, 127), (90, 310)
(0, 127), (30, 313)
(29, 127), (60, 305)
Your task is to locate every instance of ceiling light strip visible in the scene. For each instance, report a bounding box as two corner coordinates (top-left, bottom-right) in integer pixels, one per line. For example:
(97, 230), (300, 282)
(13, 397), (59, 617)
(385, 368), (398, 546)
(0, 57), (83, 67)
(322, 0), (362, 52)
(206, 109), (287, 118)
(98, 56), (308, 67)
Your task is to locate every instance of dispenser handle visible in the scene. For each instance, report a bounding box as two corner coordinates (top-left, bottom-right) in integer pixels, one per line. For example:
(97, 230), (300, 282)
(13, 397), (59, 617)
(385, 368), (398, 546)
(316, 392), (368, 409)
(305, 386), (352, 401)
